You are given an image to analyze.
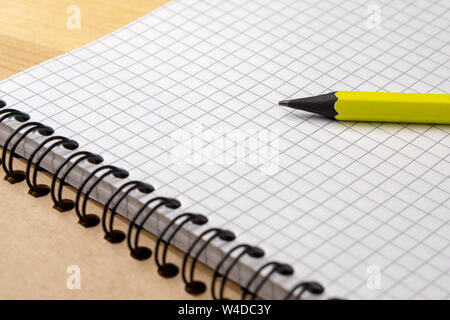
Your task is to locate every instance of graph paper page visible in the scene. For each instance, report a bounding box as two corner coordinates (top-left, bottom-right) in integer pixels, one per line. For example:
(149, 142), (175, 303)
(0, 0), (449, 299)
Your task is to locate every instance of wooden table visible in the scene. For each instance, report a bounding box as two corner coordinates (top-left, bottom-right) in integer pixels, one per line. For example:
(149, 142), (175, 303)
(0, 0), (241, 299)
(0, 0), (168, 79)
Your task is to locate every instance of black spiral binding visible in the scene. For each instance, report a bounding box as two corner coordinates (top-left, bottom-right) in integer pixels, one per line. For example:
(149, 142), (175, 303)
(155, 213), (208, 278)
(102, 180), (154, 243)
(127, 196), (181, 260)
(284, 281), (324, 300)
(51, 151), (104, 212)
(26, 136), (79, 197)
(0, 109), (29, 165)
(241, 262), (294, 300)
(181, 228), (236, 295)
(0, 100), (326, 300)
(2, 122), (54, 183)
(211, 244), (265, 300)
(75, 165), (129, 228)
(0, 109), (29, 126)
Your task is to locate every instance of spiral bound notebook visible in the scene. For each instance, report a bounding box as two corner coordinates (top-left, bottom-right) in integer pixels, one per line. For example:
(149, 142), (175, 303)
(0, 0), (449, 300)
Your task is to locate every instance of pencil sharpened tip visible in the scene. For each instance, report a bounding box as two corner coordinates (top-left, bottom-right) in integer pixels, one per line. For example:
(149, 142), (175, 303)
(279, 100), (291, 106)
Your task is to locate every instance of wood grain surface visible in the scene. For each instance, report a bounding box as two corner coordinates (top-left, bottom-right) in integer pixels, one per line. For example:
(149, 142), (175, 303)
(0, 0), (168, 80)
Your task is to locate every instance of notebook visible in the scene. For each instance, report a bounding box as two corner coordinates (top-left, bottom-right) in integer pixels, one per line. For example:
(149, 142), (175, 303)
(0, 0), (449, 300)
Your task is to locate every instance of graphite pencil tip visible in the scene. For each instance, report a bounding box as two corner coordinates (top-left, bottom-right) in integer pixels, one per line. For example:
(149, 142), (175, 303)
(278, 92), (338, 118)
(278, 100), (291, 106)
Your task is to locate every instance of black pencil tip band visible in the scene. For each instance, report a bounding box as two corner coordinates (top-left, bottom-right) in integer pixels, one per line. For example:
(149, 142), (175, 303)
(102, 180), (154, 244)
(50, 151), (103, 212)
(211, 244), (264, 300)
(75, 165), (129, 228)
(127, 197), (181, 260)
(155, 213), (208, 278)
(279, 92), (338, 118)
(2, 122), (53, 184)
(182, 228), (236, 295)
(0, 99), (6, 108)
(241, 262), (294, 300)
(26, 136), (78, 197)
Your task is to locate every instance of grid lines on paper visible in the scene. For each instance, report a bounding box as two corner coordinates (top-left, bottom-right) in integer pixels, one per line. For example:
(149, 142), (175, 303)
(0, 0), (449, 299)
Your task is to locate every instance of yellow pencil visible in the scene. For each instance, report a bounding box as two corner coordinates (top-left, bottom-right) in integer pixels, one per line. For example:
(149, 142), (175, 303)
(279, 91), (450, 124)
